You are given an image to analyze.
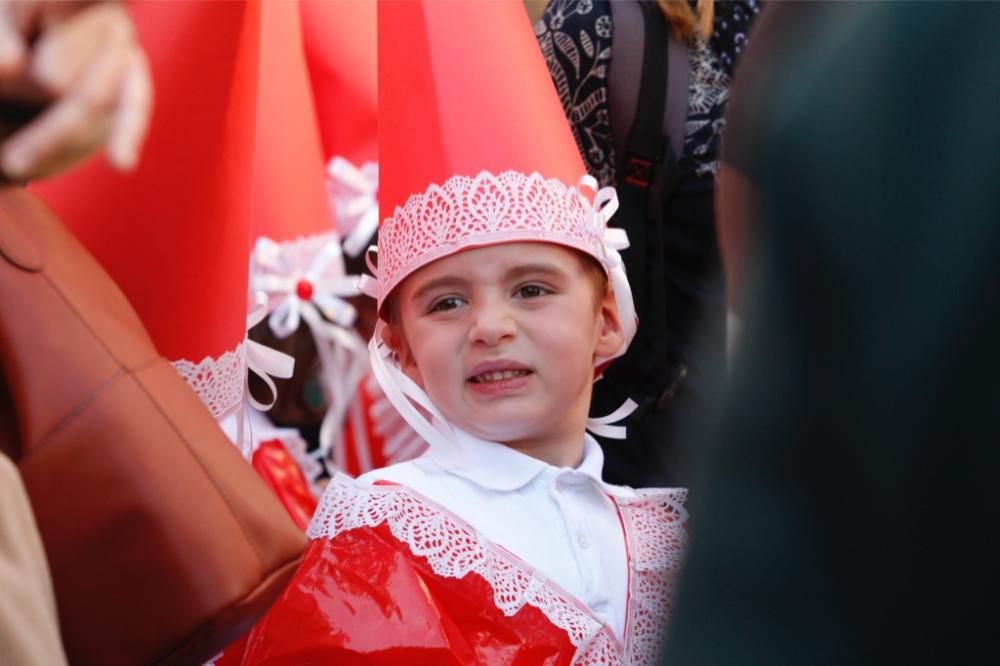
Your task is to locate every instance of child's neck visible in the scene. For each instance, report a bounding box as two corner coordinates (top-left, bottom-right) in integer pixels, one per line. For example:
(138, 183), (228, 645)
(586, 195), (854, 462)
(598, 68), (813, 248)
(502, 429), (586, 468)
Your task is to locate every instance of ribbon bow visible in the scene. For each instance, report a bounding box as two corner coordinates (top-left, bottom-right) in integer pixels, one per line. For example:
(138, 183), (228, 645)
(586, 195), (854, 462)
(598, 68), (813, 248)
(251, 234), (370, 468)
(327, 157), (379, 258)
(252, 236), (360, 341)
(229, 293), (297, 458)
(245, 292), (296, 412)
(579, 174), (629, 267)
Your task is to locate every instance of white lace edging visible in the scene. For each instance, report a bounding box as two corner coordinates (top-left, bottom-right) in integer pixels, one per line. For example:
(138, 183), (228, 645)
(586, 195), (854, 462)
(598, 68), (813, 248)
(171, 341), (246, 421)
(620, 488), (689, 665)
(308, 476), (687, 665)
(372, 170), (617, 309)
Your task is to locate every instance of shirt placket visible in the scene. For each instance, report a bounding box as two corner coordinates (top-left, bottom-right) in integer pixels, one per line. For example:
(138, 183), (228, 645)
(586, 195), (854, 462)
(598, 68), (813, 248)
(553, 473), (611, 621)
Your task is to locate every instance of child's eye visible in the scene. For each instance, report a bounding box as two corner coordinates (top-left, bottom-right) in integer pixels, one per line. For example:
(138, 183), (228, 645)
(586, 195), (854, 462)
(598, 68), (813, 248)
(513, 284), (549, 299)
(428, 296), (466, 313)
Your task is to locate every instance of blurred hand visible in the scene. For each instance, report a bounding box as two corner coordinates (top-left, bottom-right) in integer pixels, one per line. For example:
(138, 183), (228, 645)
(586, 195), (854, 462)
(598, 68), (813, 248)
(0, 0), (152, 180)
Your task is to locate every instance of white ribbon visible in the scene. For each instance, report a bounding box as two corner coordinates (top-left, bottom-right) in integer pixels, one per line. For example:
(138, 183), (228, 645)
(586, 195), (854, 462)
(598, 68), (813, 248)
(228, 293), (296, 458)
(367, 329), (466, 459)
(327, 157), (379, 258)
(245, 292), (296, 412)
(576, 175), (637, 368)
(357, 246), (381, 299)
(311, 316), (368, 466)
(586, 399), (639, 439)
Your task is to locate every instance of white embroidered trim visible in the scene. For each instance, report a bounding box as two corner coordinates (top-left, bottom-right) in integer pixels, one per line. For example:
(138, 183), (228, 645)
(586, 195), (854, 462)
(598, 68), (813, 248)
(171, 341), (246, 421)
(373, 170), (612, 310)
(307, 475), (687, 665)
(620, 488), (689, 665)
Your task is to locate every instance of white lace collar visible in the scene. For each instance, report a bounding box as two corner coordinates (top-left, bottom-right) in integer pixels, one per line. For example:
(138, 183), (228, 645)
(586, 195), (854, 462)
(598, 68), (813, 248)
(308, 474), (687, 665)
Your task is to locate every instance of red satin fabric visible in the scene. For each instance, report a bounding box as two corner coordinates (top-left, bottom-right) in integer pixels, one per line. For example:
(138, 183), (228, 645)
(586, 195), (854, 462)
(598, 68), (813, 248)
(250, 440), (318, 532)
(240, 526), (576, 665)
(31, 1), (261, 361)
(210, 440), (320, 665)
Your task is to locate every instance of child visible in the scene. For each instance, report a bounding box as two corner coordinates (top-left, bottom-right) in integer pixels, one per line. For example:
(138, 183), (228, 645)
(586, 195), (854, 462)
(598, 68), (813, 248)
(240, 2), (687, 664)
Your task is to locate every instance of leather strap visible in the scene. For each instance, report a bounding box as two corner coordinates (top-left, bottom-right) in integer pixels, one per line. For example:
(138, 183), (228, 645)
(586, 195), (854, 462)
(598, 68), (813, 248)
(0, 191), (43, 272)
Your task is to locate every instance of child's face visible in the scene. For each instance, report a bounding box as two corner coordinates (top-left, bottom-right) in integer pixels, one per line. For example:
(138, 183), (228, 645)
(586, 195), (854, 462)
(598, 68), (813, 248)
(387, 242), (623, 454)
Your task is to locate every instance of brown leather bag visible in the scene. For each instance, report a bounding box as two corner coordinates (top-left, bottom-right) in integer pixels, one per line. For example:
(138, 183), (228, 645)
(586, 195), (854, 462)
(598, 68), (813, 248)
(0, 187), (307, 665)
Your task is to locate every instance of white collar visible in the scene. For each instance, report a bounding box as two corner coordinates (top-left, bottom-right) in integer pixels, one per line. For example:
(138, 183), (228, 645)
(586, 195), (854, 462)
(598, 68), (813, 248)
(425, 426), (635, 499)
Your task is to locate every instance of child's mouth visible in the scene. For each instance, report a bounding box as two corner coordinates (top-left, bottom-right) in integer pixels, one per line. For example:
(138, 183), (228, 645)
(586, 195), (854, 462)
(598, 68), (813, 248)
(468, 369), (532, 384)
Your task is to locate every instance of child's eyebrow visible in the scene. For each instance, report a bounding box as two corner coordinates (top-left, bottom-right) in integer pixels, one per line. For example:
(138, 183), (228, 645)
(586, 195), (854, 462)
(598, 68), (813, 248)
(503, 263), (567, 282)
(411, 276), (469, 302)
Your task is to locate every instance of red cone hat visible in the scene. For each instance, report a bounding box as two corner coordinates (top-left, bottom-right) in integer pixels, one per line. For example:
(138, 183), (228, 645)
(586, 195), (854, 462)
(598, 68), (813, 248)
(379, 0), (581, 219)
(366, 0), (638, 451)
(250, 0), (332, 247)
(301, 0), (377, 167)
(32, 2), (261, 420)
(249, 0), (358, 337)
(246, 0), (367, 469)
(372, 0), (634, 354)
(301, 0), (379, 257)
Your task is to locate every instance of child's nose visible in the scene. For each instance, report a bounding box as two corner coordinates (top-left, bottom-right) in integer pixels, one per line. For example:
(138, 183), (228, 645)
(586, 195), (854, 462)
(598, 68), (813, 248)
(467, 302), (516, 346)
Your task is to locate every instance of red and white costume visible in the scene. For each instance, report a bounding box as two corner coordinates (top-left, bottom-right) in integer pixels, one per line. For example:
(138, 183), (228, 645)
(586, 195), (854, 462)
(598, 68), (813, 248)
(243, 430), (686, 664)
(244, 0), (366, 492)
(250, 0), (422, 482)
(240, 1), (688, 663)
(304, 0), (425, 477)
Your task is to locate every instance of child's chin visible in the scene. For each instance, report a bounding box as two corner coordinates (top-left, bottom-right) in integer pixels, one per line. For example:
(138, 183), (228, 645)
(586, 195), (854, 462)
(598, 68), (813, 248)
(460, 418), (540, 445)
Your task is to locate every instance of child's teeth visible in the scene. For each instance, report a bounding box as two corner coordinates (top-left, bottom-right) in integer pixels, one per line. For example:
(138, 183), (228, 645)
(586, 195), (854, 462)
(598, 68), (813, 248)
(475, 370), (527, 382)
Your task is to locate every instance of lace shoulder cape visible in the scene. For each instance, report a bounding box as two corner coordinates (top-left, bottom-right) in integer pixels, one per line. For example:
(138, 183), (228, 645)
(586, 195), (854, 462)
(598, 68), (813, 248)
(307, 474), (688, 665)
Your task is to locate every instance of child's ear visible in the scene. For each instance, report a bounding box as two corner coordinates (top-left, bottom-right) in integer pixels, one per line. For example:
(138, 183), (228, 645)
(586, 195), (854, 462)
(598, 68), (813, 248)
(594, 284), (625, 359)
(382, 323), (423, 385)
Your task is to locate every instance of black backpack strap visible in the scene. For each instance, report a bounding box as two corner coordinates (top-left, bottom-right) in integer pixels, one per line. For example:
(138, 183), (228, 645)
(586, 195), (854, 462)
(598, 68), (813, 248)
(621, 1), (670, 193)
(614, 1), (677, 394)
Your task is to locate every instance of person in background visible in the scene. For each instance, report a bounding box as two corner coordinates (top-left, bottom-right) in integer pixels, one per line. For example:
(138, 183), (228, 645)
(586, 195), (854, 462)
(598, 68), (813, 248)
(664, 2), (1000, 663)
(0, 454), (67, 665)
(536, 0), (762, 488)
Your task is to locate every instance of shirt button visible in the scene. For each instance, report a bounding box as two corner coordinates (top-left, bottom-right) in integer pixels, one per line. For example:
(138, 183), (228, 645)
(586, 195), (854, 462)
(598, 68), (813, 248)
(577, 531), (590, 549)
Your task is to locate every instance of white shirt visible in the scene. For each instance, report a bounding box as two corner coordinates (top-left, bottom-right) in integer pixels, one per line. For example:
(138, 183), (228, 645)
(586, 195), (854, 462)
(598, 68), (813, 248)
(358, 429), (635, 641)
